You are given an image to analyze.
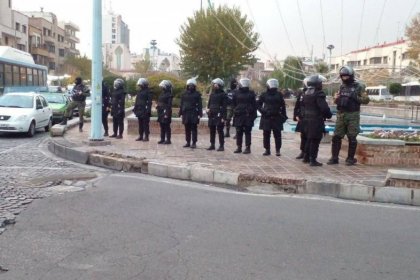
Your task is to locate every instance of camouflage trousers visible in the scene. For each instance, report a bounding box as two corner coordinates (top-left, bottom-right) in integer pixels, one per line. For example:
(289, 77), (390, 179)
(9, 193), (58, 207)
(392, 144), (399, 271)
(64, 101), (86, 123)
(333, 111), (360, 138)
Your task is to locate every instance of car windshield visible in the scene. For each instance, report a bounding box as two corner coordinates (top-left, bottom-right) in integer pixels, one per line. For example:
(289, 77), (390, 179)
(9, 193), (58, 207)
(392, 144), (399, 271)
(0, 95), (33, 108)
(43, 94), (65, 104)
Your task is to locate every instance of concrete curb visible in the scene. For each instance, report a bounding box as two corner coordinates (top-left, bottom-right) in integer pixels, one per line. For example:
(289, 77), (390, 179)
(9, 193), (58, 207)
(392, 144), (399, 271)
(47, 138), (420, 207)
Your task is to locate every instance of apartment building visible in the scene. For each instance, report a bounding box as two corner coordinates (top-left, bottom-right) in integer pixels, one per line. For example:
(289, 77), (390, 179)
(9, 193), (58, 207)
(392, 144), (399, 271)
(0, 0), (28, 51)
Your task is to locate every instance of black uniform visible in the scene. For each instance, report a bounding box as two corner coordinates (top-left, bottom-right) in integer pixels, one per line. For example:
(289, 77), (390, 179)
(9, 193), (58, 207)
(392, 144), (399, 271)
(232, 88), (257, 153)
(179, 89), (202, 147)
(302, 88), (332, 165)
(207, 89), (227, 149)
(157, 89), (173, 144)
(110, 88), (126, 138)
(133, 88), (153, 141)
(257, 88), (288, 155)
(293, 90), (307, 158)
(102, 83), (110, 136)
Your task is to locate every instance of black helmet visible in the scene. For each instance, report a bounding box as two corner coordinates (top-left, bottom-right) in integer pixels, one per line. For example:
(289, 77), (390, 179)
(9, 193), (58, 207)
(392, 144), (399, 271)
(306, 74), (326, 90)
(75, 77), (82, 85)
(339, 66), (355, 84)
(113, 78), (124, 90)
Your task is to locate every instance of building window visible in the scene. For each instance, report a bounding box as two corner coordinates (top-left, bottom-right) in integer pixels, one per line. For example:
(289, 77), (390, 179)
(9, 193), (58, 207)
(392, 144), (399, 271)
(59, 49), (65, 57)
(112, 29), (116, 33)
(8, 0), (11, 8)
(402, 52), (409, 60)
(112, 40), (115, 44)
(22, 25), (27, 34)
(369, 57), (382, 64)
(15, 22), (20, 31)
(49, 62), (56, 70)
(112, 35), (116, 39)
(382, 56), (388, 64)
(363, 59), (367, 65)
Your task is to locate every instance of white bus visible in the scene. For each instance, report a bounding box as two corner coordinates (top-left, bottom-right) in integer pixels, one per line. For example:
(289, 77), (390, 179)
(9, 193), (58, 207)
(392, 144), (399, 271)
(365, 85), (393, 101)
(393, 81), (420, 102)
(0, 46), (48, 95)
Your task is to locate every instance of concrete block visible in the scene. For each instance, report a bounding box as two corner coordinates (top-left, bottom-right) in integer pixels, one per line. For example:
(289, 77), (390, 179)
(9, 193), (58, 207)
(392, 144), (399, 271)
(47, 141), (55, 153)
(141, 160), (149, 174)
(386, 169), (420, 181)
(304, 181), (340, 197)
(357, 135), (405, 146)
(338, 184), (374, 201)
(65, 148), (89, 164)
(50, 124), (66, 137)
(412, 189), (420, 206)
(54, 142), (67, 158)
(167, 165), (191, 180)
(89, 154), (123, 171)
(214, 170), (239, 186)
(148, 162), (168, 178)
(191, 166), (214, 183)
(374, 187), (413, 205)
(122, 160), (143, 173)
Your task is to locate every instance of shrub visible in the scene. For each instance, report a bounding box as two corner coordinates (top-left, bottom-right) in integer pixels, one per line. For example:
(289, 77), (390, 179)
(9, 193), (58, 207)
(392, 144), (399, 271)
(146, 73), (186, 100)
(389, 83), (402, 95)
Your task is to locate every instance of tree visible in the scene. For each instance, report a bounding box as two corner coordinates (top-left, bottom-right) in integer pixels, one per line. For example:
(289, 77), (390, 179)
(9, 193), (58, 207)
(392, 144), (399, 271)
(64, 55), (92, 80)
(281, 56), (305, 90)
(134, 59), (152, 75)
(389, 83), (402, 95)
(405, 12), (420, 65)
(177, 5), (260, 83)
(314, 62), (329, 74)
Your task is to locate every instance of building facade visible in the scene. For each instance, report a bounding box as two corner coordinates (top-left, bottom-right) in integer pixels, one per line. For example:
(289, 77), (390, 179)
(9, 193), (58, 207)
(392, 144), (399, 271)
(0, 0), (29, 51)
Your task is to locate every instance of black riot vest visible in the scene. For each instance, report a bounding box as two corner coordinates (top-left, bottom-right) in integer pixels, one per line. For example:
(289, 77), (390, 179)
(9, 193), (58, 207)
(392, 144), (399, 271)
(302, 88), (322, 118)
(181, 90), (201, 112)
(208, 90), (225, 112)
(336, 82), (362, 112)
(262, 91), (284, 117)
(234, 89), (255, 116)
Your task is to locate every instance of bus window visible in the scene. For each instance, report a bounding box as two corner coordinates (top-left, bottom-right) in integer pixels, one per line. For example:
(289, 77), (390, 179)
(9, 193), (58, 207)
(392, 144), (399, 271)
(5, 64), (12, 86)
(0, 63), (4, 88)
(12, 65), (20, 86)
(27, 68), (33, 86)
(33, 69), (38, 86)
(20, 67), (27, 86)
(40, 70), (44, 87)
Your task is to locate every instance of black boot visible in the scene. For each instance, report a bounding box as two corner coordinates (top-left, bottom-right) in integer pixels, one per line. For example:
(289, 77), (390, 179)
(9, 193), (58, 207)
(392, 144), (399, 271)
(327, 136), (342, 165)
(143, 135), (149, 142)
(310, 158), (323, 166)
(104, 131), (109, 137)
(190, 142), (196, 149)
(183, 143), (190, 148)
(234, 147), (242, 153)
(345, 137), (358, 166)
(217, 145), (224, 151)
(164, 140), (171, 144)
(295, 151), (304, 159)
(135, 136), (143, 141)
(243, 146), (251, 154)
(276, 150), (281, 157)
(302, 154), (310, 163)
(263, 149), (271, 156)
(79, 122), (83, 132)
(207, 145), (215, 151)
(158, 139), (165, 144)
(224, 125), (230, 138)
(59, 117), (68, 125)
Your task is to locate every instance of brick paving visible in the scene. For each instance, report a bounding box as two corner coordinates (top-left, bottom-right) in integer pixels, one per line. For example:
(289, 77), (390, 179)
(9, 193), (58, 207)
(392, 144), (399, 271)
(65, 121), (390, 185)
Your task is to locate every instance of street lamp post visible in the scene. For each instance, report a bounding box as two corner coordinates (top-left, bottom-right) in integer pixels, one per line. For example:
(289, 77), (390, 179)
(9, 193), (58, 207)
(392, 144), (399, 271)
(327, 44), (335, 96)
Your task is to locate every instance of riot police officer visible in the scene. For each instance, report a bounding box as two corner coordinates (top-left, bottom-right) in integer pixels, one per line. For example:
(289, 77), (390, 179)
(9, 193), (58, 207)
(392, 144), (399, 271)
(102, 80), (111, 136)
(60, 77), (89, 132)
(225, 79), (237, 138)
(157, 80), (173, 144)
(232, 78), (257, 154)
(301, 75), (332, 166)
(133, 78), (152, 142)
(179, 78), (202, 148)
(327, 66), (369, 166)
(257, 79), (287, 156)
(110, 78), (126, 139)
(293, 78), (308, 160)
(207, 78), (227, 151)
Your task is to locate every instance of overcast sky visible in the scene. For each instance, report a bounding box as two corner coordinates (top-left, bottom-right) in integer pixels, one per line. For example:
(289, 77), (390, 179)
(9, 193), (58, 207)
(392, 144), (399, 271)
(13, 0), (420, 61)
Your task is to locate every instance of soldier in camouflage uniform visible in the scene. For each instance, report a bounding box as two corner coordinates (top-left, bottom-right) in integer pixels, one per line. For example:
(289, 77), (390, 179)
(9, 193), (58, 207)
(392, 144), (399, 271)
(60, 77), (89, 132)
(327, 66), (369, 166)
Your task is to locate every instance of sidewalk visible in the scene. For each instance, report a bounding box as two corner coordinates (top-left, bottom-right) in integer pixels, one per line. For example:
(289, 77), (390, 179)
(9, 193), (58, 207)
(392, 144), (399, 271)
(49, 120), (420, 206)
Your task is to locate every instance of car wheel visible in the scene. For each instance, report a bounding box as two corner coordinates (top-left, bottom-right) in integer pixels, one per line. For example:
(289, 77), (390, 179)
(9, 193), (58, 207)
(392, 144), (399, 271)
(45, 118), (52, 132)
(27, 121), (36, 137)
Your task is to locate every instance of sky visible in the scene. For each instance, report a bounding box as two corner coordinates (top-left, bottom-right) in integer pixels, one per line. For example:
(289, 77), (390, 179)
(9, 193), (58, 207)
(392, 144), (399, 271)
(12, 0), (420, 62)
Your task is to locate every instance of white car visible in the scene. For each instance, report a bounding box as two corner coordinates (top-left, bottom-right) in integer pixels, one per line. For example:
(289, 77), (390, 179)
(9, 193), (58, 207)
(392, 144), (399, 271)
(0, 92), (53, 137)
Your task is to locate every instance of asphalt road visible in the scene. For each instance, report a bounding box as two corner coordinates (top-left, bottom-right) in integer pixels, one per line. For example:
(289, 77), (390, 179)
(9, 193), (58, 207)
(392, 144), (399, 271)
(0, 173), (419, 280)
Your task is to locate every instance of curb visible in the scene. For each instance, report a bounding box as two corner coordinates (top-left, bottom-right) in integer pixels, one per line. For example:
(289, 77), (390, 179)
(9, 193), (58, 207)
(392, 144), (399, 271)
(47, 138), (420, 207)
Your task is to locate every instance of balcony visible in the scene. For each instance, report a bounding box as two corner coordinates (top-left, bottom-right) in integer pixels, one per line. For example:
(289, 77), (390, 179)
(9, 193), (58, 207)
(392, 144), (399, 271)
(66, 48), (80, 56)
(65, 32), (80, 43)
(30, 45), (49, 57)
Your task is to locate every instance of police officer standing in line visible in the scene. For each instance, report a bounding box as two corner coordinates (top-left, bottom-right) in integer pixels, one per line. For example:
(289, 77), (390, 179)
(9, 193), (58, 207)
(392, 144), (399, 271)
(179, 78), (202, 148)
(301, 75), (332, 166)
(59, 77), (89, 133)
(293, 77), (308, 160)
(327, 66), (369, 166)
(157, 80), (173, 144)
(257, 78), (288, 156)
(225, 79), (237, 138)
(102, 80), (111, 136)
(133, 78), (152, 142)
(110, 78), (126, 139)
(206, 78), (227, 151)
(232, 78), (257, 154)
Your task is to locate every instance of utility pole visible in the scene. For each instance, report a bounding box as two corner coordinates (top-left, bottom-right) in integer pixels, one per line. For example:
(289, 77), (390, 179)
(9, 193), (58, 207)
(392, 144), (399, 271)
(327, 44), (334, 96)
(90, 0), (103, 141)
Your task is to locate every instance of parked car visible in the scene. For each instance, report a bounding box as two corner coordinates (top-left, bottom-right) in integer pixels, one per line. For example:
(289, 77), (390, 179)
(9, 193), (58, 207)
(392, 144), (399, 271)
(0, 92), (52, 137)
(72, 96), (92, 117)
(41, 92), (72, 124)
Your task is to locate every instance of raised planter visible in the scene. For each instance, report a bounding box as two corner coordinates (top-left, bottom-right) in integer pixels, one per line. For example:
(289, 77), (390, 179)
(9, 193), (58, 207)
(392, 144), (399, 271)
(352, 135), (420, 167)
